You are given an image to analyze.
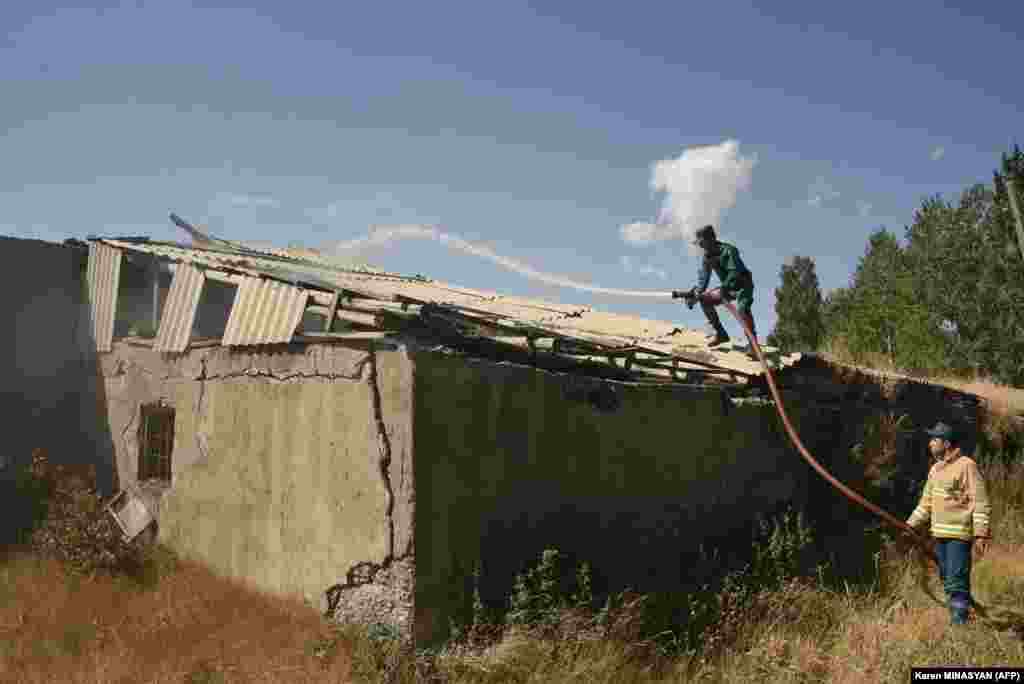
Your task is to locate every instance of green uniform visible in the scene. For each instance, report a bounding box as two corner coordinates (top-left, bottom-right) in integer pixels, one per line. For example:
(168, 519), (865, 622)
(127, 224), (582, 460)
(696, 241), (755, 315)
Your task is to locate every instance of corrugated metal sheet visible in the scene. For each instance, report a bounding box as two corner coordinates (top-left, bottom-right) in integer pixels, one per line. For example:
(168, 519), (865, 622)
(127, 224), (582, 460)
(86, 242), (122, 352)
(95, 236), (803, 377)
(100, 238), (295, 280)
(99, 238), (400, 282)
(153, 264), (205, 352)
(222, 276), (309, 346)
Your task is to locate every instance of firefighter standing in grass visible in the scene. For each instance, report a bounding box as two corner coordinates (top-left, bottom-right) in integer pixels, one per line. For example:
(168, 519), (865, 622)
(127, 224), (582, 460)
(673, 224), (758, 348)
(906, 421), (992, 625)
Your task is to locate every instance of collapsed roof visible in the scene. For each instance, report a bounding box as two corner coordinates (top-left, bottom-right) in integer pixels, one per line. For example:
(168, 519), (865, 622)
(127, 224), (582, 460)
(84, 229), (800, 385)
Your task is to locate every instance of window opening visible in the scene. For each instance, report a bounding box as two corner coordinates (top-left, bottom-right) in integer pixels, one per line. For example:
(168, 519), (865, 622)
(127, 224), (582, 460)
(192, 278), (237, 341)
(138, 402), (174, 483)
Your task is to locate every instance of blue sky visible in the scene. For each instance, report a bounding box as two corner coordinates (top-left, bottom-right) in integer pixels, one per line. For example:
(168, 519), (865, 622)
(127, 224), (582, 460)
(2, 1), (1021, 335)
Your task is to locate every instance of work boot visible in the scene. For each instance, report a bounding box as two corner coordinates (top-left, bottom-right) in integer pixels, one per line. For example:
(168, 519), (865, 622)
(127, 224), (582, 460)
(707, 331), (730, 348)
(949, 594), (971, 625)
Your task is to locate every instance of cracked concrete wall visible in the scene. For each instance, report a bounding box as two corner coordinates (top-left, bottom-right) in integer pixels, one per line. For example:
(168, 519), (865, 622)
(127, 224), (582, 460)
(0, 238), (116, 492)
(410, 352), (823, 646)
(99, 341), (414, 619)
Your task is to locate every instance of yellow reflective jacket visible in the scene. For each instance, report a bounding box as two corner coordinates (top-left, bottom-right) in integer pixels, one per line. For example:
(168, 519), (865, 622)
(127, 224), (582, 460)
(907, 449), (991, 541)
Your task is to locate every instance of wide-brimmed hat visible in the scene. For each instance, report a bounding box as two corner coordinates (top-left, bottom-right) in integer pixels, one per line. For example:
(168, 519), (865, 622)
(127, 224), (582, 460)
(924, 421), (955, 441)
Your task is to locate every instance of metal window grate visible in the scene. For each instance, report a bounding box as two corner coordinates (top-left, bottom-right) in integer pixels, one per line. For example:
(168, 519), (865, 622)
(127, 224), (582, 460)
(138, 403), (174, 483)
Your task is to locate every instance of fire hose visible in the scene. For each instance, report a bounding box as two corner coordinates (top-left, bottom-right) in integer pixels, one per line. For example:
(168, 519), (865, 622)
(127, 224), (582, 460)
(713, 299), (941, 571)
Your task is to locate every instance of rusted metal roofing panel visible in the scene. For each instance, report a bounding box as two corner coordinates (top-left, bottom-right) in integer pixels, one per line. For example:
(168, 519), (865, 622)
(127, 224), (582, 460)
(222, 276), (309, 346)
(86, 242), (122, 352)
(153, 264), (205, 352)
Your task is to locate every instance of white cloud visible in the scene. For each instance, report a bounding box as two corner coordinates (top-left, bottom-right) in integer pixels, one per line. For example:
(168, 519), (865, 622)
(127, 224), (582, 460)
(856, 200), (873, 217)
(806, 177), (841, 208)
(930, 146), (946, 161)
(620, 139), (757, 247)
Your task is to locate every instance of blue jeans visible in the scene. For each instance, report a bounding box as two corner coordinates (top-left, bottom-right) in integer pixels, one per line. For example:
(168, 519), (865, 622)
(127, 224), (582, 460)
(935, 538), (973, 624)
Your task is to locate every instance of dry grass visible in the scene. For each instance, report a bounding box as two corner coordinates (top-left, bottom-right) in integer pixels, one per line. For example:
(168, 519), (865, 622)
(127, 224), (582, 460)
(5, 530), (1024, 683)
(818, 348), (1024, 454)
(817, 348), (1024, 417)
(419, 547), (1024, 684)
(0, 551), (352, 684)
(933, 377), (1024, 417)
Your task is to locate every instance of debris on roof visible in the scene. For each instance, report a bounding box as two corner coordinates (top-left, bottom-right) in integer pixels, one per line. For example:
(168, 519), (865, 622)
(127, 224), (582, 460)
(85, 234), (800, 384)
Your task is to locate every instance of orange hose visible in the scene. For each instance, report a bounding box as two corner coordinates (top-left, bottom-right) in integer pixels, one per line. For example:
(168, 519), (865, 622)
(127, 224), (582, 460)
(721, 301), (939, 568)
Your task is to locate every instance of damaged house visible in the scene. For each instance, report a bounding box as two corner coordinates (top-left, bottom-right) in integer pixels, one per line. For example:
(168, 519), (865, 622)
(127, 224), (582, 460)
(4, 229), (983, 646)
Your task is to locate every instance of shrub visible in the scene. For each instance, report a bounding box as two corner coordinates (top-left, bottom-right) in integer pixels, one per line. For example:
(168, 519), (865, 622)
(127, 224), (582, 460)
(10, 449), (176, 586)
(750, 507), (818, 588)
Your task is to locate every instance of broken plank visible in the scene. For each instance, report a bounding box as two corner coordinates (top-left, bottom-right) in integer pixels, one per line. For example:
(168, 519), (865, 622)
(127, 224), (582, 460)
(187, 339), (222, 348)
(306, 305), (379, 328)
(323, 292), (339, 333)
(296, 331), (394, 341)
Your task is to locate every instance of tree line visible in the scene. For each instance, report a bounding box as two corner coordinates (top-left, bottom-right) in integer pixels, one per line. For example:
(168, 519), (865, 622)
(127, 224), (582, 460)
(767, 146), (1024, 386)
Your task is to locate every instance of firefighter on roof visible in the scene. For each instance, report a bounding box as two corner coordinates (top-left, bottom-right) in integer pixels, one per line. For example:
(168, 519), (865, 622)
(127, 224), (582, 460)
(673, 224), (758, 348)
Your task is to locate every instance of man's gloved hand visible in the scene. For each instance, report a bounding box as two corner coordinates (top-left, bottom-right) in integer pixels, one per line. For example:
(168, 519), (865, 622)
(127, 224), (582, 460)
(673, 288), (700, 309)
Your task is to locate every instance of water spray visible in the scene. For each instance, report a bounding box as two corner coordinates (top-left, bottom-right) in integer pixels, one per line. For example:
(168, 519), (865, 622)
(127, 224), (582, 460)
(335, 225), (675, 299)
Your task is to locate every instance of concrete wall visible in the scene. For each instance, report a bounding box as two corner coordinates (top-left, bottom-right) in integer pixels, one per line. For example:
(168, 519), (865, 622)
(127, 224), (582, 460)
(0, 237), (116, 494)
(410, 352), (825, 645)
(99, 341), (414, 621)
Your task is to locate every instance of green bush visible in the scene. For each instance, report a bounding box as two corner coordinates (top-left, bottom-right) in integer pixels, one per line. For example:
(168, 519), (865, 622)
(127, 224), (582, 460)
(506, 549), (594, 629)
(750, 507), (818, 587)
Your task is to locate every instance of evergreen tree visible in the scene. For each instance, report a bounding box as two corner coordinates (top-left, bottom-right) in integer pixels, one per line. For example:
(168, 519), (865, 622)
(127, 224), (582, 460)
(822, 145), (1024, 382)
(828, 229), (944, 371)
(767, 256), (824, 352)
(903, 150), (1024, 383)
